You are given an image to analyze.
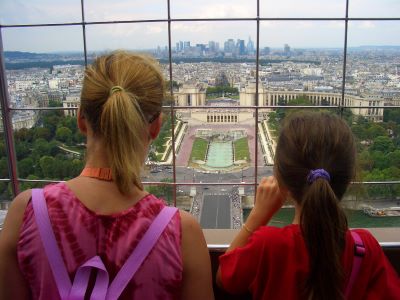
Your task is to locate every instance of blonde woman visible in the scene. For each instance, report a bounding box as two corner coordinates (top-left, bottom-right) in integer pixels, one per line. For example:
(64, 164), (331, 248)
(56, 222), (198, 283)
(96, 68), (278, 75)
(0, 51), (214, 300)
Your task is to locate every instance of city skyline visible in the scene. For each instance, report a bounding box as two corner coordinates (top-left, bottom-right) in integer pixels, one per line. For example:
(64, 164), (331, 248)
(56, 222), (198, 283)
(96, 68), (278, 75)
(0, 0), (399, 52)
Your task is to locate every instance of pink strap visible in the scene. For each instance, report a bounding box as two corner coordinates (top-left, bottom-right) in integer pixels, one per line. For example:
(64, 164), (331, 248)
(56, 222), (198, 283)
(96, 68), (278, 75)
(32, 189), (72, 299)
(345, 231), (365, 299)
(106, 204), (178, 299)
(32, 188), (178, 300)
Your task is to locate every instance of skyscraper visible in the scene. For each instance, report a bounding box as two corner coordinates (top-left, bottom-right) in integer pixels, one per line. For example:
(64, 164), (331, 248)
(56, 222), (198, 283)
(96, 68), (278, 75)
(284, 44), (291, 55)
(208, 41), (216, 52)
(247, 36), (255, 55)
(224, 39), (235, 53)
(236, 39), (245, 55)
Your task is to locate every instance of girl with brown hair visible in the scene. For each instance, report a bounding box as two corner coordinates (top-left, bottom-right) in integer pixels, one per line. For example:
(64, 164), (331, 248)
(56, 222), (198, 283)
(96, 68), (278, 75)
(0, 51), (214, 299)
(217, 111), (399, 299)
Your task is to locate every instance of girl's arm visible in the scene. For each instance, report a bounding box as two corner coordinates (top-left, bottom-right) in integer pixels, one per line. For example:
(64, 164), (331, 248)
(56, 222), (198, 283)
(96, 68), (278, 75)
(216, 176), (286, 287)
(180, 210), (214, 300)
(0, 190), (31, 300)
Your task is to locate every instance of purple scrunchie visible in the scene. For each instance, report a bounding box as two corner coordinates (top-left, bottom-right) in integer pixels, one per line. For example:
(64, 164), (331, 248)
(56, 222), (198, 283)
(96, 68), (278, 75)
(307, 169), (331, 184)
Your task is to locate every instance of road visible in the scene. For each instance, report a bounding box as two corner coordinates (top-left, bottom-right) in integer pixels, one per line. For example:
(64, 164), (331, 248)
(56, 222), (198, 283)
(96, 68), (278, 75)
(145, 165), (273, 183)
(200, 194), (231, 229)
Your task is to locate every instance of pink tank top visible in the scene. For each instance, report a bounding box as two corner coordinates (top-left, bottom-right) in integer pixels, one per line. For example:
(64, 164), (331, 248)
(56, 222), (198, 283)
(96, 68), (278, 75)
(17, 182), (183, 300)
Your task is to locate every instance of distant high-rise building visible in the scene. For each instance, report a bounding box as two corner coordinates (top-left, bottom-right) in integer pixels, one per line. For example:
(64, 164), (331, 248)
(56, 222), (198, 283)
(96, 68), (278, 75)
(179, 41), (184, 51)
(284, 44), (291, 54)
(247, 36), (255, 54)
(209, 41), (216, 52)
(215, 42), (220, 51)
(184, 41), (191, 49)
(236, 39), (245, 55)
(224, 39), (235, 53)
(176, 42), (180, 52)
(262, 47), (270, 55)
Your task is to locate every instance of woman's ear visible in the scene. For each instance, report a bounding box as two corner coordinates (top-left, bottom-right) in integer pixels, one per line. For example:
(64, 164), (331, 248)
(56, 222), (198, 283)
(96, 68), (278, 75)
(149, 113), (162, 140)
(77, 108), (88, 136)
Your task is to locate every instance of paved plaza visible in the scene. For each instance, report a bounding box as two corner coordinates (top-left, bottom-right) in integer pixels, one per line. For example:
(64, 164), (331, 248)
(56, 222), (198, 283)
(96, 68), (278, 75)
(175, 123), (265, 167)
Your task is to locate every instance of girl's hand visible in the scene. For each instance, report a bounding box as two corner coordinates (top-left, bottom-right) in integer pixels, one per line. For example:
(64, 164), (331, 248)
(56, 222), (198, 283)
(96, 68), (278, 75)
(246, 176), (287, 230)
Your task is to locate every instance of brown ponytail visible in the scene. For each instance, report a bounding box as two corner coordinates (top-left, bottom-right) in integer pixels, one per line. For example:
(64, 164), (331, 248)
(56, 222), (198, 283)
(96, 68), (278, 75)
(301, 179), (348, 300)
(80, 51), (165, 194)
(275, 112), (356, 300)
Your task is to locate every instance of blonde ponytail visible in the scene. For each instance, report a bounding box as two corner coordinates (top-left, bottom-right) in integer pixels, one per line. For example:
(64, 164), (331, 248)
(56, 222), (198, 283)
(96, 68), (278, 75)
(80, 51), (165, 194)
(101, 91), (147, 193)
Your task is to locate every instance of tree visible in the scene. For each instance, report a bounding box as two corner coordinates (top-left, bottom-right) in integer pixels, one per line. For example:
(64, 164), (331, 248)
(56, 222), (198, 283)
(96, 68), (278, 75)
(56, 126), (73, 144)
(39, 156), (55, 178)
(18, 157), (34, 178)
(351, 124), (367, 141)
(0, 158), (8, 178)
(61, 116), (78, 132)
(34, 127), (52, 141)
(40, 110), (63, 137)
(32, 138), (51, 159)
(49, 140), (61, 156)
(358, 150), (373, 171)
(371, 136), (394, 154)
(275, 96), (314, 121)
(145, 178), (173, 205)
(366, 124), (387, 140)
(0, 142), (6, 158)
(386, 150), (400, 169)
(52, 157), (66, 179)
(382, 166), (400, 180)
(14, 127), (34, 143)
(165, 80), (181, 91)
(15, 141), (31, 160)
(19, 175), (43, 191)
(383, 109), (400, 124)
(74, 131), (85, 144)
(370, 151), (389, 170)
(71, 159), (84, 177)
(49, 100), (62, 107)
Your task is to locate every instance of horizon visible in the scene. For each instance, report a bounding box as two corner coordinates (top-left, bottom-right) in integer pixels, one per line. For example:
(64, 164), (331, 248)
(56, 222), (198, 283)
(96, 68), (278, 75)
(4, 44), (400, 55)
(1, 0), (399, 52)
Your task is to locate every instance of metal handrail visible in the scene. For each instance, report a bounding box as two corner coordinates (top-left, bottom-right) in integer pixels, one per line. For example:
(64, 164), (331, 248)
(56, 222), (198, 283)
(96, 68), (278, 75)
(0, 0), (399, 201)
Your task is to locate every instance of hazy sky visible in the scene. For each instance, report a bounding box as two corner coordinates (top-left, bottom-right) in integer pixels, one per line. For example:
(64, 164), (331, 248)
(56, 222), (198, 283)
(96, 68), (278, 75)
(0, 0), (399, 52)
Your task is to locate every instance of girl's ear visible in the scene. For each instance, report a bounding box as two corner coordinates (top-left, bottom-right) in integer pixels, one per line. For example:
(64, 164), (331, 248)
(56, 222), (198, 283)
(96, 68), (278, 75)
(77, 108), (88, 136)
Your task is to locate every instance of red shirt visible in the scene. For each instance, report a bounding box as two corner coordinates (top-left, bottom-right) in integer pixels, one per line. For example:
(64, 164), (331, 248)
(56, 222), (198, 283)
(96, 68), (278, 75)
(219, 224), (400, 300)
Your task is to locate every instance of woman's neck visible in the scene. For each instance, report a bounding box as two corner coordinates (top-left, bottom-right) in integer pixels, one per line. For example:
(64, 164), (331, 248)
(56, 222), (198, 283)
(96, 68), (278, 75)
(85, 137), (110, 168)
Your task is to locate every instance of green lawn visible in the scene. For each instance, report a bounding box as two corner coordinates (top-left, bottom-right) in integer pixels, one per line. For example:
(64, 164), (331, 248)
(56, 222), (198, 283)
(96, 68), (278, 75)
(190, 138), (209, 161)
(234, 137), (250, 161)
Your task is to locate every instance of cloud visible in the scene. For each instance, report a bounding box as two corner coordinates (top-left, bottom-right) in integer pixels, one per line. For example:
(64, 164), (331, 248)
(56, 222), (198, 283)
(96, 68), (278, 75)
(328, 21), (345, 29)
(198, 4), (254, 18)
(357, 21), (376, 29)
(0, 0), (81, 24)
(1, 0), (398, 51)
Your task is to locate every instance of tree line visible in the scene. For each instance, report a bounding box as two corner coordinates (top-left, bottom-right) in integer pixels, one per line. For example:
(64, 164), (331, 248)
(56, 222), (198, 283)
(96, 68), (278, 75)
(268, 96), (400, 200)
(0, 100), (85, 199)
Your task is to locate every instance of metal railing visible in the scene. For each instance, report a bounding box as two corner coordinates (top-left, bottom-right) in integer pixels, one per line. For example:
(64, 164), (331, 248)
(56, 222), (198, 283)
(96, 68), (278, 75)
(0, 0), (399, 202)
